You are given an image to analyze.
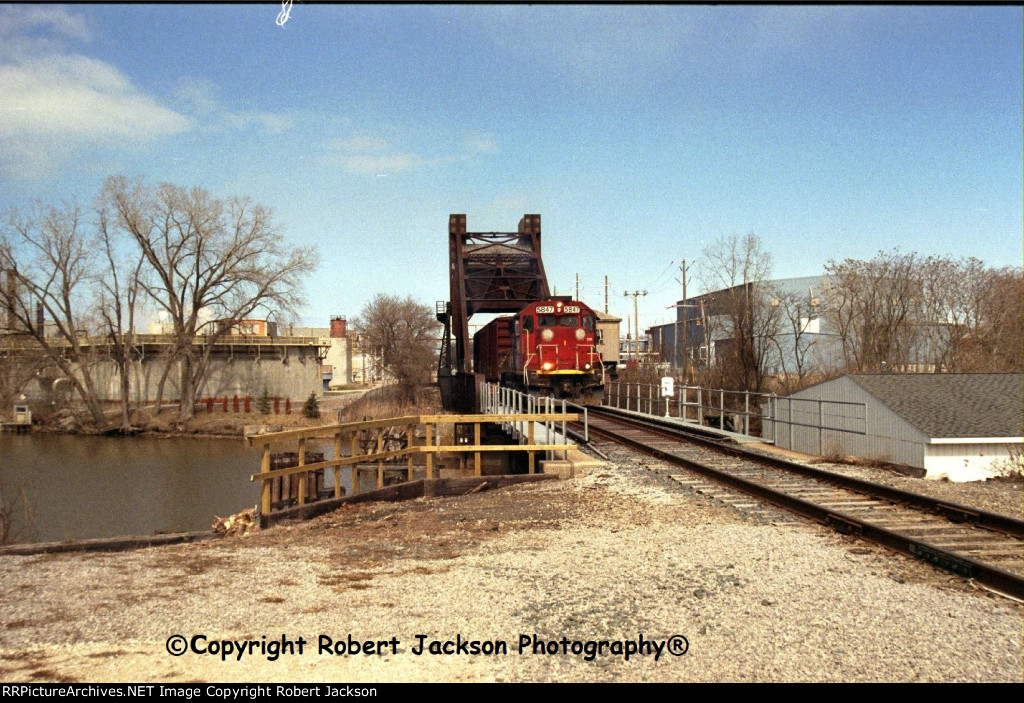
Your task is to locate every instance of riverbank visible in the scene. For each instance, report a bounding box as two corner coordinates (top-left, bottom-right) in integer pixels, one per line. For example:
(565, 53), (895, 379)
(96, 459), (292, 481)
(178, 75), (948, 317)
(25, 385), (441, 440)
(0, 443), (1019, 683)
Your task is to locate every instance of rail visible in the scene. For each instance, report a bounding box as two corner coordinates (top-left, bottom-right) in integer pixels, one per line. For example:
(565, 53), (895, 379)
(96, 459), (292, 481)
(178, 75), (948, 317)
(585, 410), (1024, 600)
(247, 412), (578, 516)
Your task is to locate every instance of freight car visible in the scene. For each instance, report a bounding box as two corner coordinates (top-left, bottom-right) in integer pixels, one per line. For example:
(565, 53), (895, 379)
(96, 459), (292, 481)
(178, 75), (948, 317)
(473, 298), (605, 403)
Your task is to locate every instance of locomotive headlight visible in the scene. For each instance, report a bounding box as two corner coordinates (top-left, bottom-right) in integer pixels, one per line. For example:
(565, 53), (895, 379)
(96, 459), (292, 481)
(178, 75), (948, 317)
(584, 363), (592, 370)
(541, 329), (554, 341)
(542, 362), (554, 371)
(575, 328), (585, 340)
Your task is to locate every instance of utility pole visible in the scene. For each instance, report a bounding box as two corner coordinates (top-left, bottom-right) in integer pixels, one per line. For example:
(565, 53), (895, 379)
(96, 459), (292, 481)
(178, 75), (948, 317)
(623, 290), (647, 361)
(667, 261), (700, 383)
(575, 273), (579, 301)
(604, 276), (609, 313)
(679, 259), (689, 381)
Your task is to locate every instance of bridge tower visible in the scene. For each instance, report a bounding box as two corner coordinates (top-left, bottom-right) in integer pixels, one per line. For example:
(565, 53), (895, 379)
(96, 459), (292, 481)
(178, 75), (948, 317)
(438, 214), (550, 410)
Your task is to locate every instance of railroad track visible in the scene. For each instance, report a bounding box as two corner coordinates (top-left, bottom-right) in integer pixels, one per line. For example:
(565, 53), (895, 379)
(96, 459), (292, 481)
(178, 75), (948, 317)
(572, 406), (1024, 599)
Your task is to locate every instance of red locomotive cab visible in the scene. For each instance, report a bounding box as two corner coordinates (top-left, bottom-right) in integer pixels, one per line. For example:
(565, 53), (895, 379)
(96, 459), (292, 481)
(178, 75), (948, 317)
(512, 299), (604, 400)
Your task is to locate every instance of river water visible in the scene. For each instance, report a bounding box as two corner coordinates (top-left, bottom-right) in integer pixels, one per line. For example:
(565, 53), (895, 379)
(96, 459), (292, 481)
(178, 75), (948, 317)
(0, 433), (350, 545)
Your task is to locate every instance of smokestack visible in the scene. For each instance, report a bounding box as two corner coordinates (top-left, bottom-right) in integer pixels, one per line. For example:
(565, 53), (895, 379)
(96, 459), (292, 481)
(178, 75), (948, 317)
(330, 315), (347, 338)
(36, 301), (44, 335)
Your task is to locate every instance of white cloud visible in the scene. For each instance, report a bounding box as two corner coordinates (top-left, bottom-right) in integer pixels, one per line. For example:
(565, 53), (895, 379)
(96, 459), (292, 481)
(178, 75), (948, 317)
(0, 54), (192, 178)
(337, 154), (425, 174)
(0, 6), (192, 179)
(252, 113), (292, 134)
(174, 77), (294, 134)
(323, 129), (497, 175)
(0, 55), (190, 139)
(465, 132), (499, 155)
(174, 77), (220, 116)
(0, 6), (94, 58)
(221, 110), (293, 134)
(327, 135), (391, 153)
(0, 9), (291, 179)
(323, 132), (425, 174)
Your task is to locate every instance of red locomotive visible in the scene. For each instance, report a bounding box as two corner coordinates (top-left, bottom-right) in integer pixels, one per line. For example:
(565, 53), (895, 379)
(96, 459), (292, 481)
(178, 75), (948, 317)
(473, 298), (604, 402)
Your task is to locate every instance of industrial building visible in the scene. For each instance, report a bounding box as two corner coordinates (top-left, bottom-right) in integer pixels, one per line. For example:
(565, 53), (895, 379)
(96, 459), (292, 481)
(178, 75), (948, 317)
(648, 275), (840, 377)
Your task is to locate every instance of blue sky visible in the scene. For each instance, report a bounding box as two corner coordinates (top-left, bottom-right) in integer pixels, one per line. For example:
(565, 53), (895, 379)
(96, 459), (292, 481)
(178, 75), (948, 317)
(2, 4), (1021, 333)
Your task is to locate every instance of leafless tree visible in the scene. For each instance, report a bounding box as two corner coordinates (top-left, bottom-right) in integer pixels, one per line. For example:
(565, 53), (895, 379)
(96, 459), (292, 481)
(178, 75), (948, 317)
(966, 266), (1023, 372)
(699, 233), (780, 392)
(0, 343), (47, 412)
(825, 251), (1021, 375)
(100, 176), (318, 420)
(0, 204), (108, 425)
(95, 200), (146, 431)
(768, 288), (822, 392)
(352, 294), (440, 401)
(823, 249), (921, 373)
(910, 255), (998, 373)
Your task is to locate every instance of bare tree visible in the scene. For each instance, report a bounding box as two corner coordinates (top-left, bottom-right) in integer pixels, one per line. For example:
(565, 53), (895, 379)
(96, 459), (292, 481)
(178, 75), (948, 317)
(911, 255), (1001, 373)
(0, 342), (47, 412)
(699, 233), (780, 392)
(769, 288), (822, 392)
(352, 294), (440, 400)
(823, 250), (921, 373)
(824, 251), (1021, 375)
(95, 201), (146, 431)
(100, 176), (318, 420)
(0, 204), (108, 425)
(968, 266), (1023, 372)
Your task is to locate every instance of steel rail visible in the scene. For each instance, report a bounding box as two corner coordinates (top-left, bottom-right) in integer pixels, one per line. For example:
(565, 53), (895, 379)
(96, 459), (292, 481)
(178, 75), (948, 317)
(583, 408), (1024, 600)
(588, 406), (1024, 538)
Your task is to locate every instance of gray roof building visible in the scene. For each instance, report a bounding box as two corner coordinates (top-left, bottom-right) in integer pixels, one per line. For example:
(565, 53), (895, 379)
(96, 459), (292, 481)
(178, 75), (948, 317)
(846, 373), (1022, 440)
(765, 373), (1023, 481)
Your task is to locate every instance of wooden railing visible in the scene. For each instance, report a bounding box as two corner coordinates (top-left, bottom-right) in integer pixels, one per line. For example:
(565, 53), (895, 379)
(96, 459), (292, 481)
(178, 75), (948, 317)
(247, 413), (578, 515)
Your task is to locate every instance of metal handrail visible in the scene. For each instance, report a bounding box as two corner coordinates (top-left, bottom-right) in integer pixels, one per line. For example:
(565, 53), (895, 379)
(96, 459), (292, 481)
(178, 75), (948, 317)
(604, 381), (773, 438)
(479, 382), (584, 453)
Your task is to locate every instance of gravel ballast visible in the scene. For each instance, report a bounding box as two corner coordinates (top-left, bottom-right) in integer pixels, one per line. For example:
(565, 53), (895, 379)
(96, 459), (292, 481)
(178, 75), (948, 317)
(0, 449), (1020, 683)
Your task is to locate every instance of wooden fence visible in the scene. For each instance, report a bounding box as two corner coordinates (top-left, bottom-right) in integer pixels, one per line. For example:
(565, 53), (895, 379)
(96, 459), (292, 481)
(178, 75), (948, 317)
(247, 413), (578, 516)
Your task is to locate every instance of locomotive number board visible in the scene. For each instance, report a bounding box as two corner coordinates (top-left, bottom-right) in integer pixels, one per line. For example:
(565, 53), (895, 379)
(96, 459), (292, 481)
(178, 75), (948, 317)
(536, 305), (581, 314)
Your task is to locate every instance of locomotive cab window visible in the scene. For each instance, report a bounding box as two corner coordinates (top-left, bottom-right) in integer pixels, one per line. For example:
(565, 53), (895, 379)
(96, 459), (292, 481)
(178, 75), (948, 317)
(583, 316), (595, 331)
(559, 316), (579, 327)
(522, 315), (534, 332)
(539, 315), (557, 327)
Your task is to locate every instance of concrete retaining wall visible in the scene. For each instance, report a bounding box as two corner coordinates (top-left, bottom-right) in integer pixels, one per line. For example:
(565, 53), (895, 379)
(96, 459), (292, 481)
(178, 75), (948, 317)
(82, 347), (323, 403)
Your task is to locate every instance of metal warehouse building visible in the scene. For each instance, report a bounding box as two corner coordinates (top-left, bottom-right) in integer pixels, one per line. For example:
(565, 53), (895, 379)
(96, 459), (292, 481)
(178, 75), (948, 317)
(764, 373), (1023, 482)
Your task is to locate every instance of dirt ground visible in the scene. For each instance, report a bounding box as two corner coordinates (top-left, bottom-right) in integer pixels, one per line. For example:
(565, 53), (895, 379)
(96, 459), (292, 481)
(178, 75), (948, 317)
(4, 387), (1020, 682)
(0, 455), (1020, 683)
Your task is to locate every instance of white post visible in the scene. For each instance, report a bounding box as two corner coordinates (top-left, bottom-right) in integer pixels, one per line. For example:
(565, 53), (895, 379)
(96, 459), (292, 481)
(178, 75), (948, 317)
(744, 391), (750, 436)
(720, 389), (725, 429)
